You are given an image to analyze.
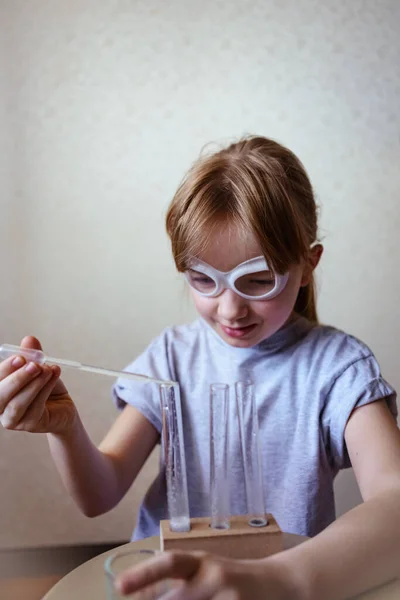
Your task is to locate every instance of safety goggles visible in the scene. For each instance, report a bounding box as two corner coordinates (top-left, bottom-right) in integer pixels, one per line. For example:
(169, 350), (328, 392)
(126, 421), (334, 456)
(184, 256), (289, 300)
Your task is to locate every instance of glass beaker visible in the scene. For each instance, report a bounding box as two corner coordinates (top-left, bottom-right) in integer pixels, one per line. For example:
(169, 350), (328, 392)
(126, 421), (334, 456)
(104, 549), (172, 600)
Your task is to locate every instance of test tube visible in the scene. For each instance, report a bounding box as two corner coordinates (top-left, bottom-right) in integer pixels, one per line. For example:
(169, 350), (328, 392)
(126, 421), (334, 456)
(235, 381), (268, 527)
(210, 383), (230, 530)
(160, 383), (191, 533)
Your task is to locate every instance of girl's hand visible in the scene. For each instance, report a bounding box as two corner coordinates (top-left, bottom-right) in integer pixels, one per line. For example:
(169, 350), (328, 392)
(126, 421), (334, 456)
(116, 550), (305, 600)
(0, 336), (77, 435)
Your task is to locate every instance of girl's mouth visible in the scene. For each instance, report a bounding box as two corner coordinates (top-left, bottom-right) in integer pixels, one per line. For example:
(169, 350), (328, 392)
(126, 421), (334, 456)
(220, 324), (257, 338)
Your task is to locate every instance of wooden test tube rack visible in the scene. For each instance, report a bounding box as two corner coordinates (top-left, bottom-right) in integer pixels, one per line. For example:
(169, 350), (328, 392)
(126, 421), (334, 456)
(160, 513), (283, 560)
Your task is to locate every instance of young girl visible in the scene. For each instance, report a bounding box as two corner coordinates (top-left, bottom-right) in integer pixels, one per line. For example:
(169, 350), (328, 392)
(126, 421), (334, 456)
(1, 136), (400, 600)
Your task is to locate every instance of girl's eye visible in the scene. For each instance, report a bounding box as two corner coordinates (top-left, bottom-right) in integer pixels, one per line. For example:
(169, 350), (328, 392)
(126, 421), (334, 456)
(186, 270), (216, 293)
(235, 270), (276, 297)
(249, 278), (275, 286)
(192, 276), (213, 285)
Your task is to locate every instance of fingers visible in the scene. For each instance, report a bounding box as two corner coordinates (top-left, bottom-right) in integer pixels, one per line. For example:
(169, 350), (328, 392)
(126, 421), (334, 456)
(13, 369), (61, 431)
(116, 553), (238, 600)
(172, 560), (230, 600)
(116, 552), (201, 596)
(0, 361), (43, 413)
(0, 355), (27, 381)
(0, 365), (57, 429)
(0, 335), (66, 432)
(0, 335), (44, 381)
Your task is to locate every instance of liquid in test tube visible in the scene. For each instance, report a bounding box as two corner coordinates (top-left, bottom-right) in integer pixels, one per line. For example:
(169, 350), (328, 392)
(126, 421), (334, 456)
(235, 380), (268, 527)
(160, 383), (190, 533)
(210, 383), (230, 530)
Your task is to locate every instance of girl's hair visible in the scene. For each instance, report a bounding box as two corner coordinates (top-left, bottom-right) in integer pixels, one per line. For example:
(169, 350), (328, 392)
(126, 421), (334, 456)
(166, 136), (319, 323)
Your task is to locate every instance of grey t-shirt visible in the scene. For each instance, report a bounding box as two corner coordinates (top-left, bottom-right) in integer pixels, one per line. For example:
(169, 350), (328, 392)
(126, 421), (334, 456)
(113, 317), (397, 540)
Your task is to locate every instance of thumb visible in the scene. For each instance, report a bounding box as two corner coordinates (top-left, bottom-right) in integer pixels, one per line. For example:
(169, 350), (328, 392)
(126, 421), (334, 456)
(20, 336), (43, 351)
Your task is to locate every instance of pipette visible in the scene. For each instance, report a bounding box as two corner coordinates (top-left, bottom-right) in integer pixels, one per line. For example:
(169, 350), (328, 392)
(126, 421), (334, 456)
(0, 343), (174, 386)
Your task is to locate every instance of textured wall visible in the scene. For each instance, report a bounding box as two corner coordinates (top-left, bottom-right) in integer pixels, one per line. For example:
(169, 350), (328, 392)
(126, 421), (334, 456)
(0, 0), (399, 547)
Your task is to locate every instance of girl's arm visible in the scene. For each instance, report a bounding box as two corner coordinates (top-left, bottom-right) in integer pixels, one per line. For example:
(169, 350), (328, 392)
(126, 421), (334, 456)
(271, 398), (400, 599)
(117, 399), (400, 600)
(47, 405), (159, 517)
(0, 335), (160, 518)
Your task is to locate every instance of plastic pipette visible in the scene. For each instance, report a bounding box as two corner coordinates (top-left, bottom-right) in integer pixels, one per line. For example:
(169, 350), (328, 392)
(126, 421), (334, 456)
(0, 343), (173, 386)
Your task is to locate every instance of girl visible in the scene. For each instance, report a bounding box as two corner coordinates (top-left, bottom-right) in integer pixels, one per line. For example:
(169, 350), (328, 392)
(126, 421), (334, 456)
(1, 136), (400, 600)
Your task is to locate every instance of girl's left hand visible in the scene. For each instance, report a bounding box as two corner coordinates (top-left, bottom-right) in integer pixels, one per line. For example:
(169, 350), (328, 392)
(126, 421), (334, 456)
(115, 550), (303, 600)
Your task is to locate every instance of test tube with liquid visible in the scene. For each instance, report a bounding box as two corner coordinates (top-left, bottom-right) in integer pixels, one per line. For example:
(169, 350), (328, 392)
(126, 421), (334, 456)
(235, 380), (268, 527)
(160, 383), (190, 533)
(210, 383), (230, 530)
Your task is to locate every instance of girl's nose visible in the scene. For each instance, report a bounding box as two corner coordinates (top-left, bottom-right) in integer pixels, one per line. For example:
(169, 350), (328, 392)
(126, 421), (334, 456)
(217, 289), (249, 322)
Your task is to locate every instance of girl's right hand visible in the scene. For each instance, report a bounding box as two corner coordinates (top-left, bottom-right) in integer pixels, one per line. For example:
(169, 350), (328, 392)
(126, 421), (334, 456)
(0, 336), (78, 435)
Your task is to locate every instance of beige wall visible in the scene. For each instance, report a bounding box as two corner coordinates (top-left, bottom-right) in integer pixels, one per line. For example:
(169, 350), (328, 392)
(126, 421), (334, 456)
(0, 0), (399, 548)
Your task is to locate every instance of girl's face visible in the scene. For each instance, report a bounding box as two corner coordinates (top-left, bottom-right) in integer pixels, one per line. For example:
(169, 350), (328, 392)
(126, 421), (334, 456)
(189, 224), (315, 348)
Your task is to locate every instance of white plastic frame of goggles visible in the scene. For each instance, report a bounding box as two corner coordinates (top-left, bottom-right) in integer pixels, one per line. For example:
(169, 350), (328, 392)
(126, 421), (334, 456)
(184, 256), (289, 300)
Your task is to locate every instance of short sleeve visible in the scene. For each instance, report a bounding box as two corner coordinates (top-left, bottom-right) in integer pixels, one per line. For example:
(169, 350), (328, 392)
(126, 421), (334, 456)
(321, 355), (397, 470)
(111, 331), (173, 434)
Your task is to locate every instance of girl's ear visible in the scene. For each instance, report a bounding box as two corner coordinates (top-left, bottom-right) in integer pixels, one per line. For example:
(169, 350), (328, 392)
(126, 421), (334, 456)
(300, 244), (324, 286)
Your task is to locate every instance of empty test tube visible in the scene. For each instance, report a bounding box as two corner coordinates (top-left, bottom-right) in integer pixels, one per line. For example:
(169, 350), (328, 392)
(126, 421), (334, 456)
(235, 381), (267, 527)
(210, 383), (230, 530)
(160, 383), (190, 533)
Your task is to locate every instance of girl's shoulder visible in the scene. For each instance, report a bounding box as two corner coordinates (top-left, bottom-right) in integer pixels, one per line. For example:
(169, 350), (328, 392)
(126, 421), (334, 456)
(299, 321), (397, 414)
(136, 319), (207, 372)
(302, 321), (374, 365)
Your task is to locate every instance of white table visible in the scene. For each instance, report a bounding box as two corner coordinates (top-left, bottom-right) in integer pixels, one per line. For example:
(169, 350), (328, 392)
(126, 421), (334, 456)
(43, 534), (400, 600)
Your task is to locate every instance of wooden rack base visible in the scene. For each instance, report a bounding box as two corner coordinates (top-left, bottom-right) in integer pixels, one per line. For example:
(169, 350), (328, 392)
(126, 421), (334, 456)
(160, 514), (282, 559)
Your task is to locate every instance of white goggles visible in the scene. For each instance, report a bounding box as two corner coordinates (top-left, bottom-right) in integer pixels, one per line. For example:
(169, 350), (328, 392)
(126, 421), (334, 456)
(184, 256), (289, 300)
